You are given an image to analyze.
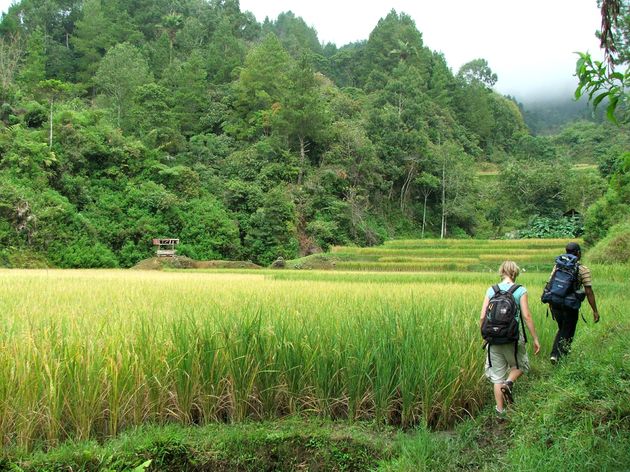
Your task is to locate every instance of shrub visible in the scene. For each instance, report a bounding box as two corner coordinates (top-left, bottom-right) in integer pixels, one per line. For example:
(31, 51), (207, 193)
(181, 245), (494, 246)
(52, 238), (119, 268)
(23, 101), (47, 128)
(178, 197), (242, 261)
(518, 215), (583, 239)
(306, 219), (343, 251)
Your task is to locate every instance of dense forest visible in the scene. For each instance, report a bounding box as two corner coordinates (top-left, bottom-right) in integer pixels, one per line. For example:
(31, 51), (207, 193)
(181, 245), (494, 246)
(0, 0), (628, 267)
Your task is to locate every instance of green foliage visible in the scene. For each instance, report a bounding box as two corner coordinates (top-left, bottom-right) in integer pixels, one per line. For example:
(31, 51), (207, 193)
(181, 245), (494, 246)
(95, 43), (151, 128)
(518, 215), (584, 239)
(244, 185), (299, 265)
(17, 28), (45, 91)
(52, 238), (119, 268)
(22, 100), (47, 128)
(575, 51), (628, 123)
(457, 58), (497, 87)
(264, 11), (323, 58)
(363, 10), (427, 89)
(226, 33), (292, 140)
(584, 151), (630, 243)
(499, 157), (566, 216)
(177, 197), (241, 260)
(305, 218), (343, 251)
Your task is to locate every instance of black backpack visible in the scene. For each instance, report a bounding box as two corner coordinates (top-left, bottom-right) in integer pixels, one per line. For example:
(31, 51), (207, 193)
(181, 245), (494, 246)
(541, 254), (585, 310)
(481, 284), (526, 368)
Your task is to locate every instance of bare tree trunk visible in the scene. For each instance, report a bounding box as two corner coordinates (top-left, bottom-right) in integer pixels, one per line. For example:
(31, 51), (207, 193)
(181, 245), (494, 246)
(440, 159), (446, 239)
(422, 193), (428, 238)
(297, 136), (306, 185)
(49, 98), (54, 149)
(399, 162), (415, 212)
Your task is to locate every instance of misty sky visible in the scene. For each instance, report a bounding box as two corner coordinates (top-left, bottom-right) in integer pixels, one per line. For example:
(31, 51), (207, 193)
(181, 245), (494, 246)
(1, 0), (604, 101)
(240, 0), (604, 101)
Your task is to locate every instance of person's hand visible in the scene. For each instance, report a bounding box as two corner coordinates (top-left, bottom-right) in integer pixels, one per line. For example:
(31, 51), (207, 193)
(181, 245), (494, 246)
(533, 338), (541, 355)
(593, 311), (600, 323)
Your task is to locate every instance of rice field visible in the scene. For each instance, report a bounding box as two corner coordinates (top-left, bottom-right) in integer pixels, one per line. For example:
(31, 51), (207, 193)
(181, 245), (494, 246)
(0, 239), (626, 452)
(329, 238), (573, 272)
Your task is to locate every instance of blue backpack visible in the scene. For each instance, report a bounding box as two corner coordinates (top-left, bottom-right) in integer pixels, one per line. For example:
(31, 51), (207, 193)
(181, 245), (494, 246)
(541, 254), (585, 310)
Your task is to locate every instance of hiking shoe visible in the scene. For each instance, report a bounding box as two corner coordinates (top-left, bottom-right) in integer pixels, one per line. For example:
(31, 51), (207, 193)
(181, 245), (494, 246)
(501, 380), (514, 404)
(550, 355), (558, 365)
(495, 406), (506, 420)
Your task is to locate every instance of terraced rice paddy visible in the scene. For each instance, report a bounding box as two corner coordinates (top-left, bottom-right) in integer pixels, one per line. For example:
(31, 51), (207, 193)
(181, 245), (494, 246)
(330, 238), (570, 272)
(1, 238), (626, 452)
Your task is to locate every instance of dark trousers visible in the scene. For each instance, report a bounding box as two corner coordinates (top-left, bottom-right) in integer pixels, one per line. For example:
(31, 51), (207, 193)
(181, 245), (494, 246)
(550, 304), (579, 358)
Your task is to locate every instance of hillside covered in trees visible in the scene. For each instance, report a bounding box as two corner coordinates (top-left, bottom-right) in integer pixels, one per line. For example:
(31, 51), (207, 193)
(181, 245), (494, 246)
(0, 0), (628, 267)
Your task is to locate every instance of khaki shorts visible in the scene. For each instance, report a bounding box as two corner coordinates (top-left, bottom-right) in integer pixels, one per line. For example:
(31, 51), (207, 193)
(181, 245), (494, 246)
(484, 342), (530, 384)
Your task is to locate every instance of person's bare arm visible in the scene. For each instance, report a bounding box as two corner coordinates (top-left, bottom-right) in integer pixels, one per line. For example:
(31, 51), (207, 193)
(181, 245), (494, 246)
(519, 293), (540, 354)
(585, 286), (600, 323)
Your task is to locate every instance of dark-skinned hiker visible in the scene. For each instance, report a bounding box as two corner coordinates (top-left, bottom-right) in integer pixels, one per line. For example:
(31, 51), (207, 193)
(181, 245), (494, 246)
(542, 242), (600, 364)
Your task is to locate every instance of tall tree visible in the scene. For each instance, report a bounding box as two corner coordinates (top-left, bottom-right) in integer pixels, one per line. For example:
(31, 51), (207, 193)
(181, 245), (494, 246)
(263, 11), (323, 58)
(362, 10), (428, 89)
(18, 28), (46, 92)
(95, 43), (151, 128)
(159, 12), (184, 64)
(206, 17), (246, 84)
(0, 32), (23, 99)
(276, 55), (329, 185)
(457, 58), (498, 88)
(36, 79), (72, 148)
(162, 50), (208, 136)
(431, 140), (476, 238)
(226, 33), (291, 139)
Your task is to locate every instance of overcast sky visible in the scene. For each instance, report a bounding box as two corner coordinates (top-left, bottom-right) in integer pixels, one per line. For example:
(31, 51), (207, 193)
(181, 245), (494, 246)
(241, 0), (603, 101)
(1, 0), (604, 101)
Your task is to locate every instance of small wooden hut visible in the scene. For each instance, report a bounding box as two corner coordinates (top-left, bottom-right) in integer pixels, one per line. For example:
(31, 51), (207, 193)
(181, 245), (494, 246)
(152, 238), (179, 257)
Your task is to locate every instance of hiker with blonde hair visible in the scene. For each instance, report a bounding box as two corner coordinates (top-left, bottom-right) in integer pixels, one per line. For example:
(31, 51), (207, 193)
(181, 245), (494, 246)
(480, 261), (540, 416)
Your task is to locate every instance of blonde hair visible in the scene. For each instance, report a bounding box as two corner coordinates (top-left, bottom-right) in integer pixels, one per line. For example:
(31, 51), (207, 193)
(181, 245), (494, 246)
(499, 261), (520, 281)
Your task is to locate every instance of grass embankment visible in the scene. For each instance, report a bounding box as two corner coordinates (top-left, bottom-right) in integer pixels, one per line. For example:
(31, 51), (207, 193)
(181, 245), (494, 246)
(2, 421), (393, 471)
(132, 256), (262, 270)
(587, 222), (630, 264)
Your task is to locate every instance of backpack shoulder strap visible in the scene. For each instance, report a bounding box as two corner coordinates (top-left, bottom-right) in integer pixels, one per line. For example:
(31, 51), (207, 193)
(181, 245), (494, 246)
(507, 284), (521, 295)
(491, 284), (500, 295)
